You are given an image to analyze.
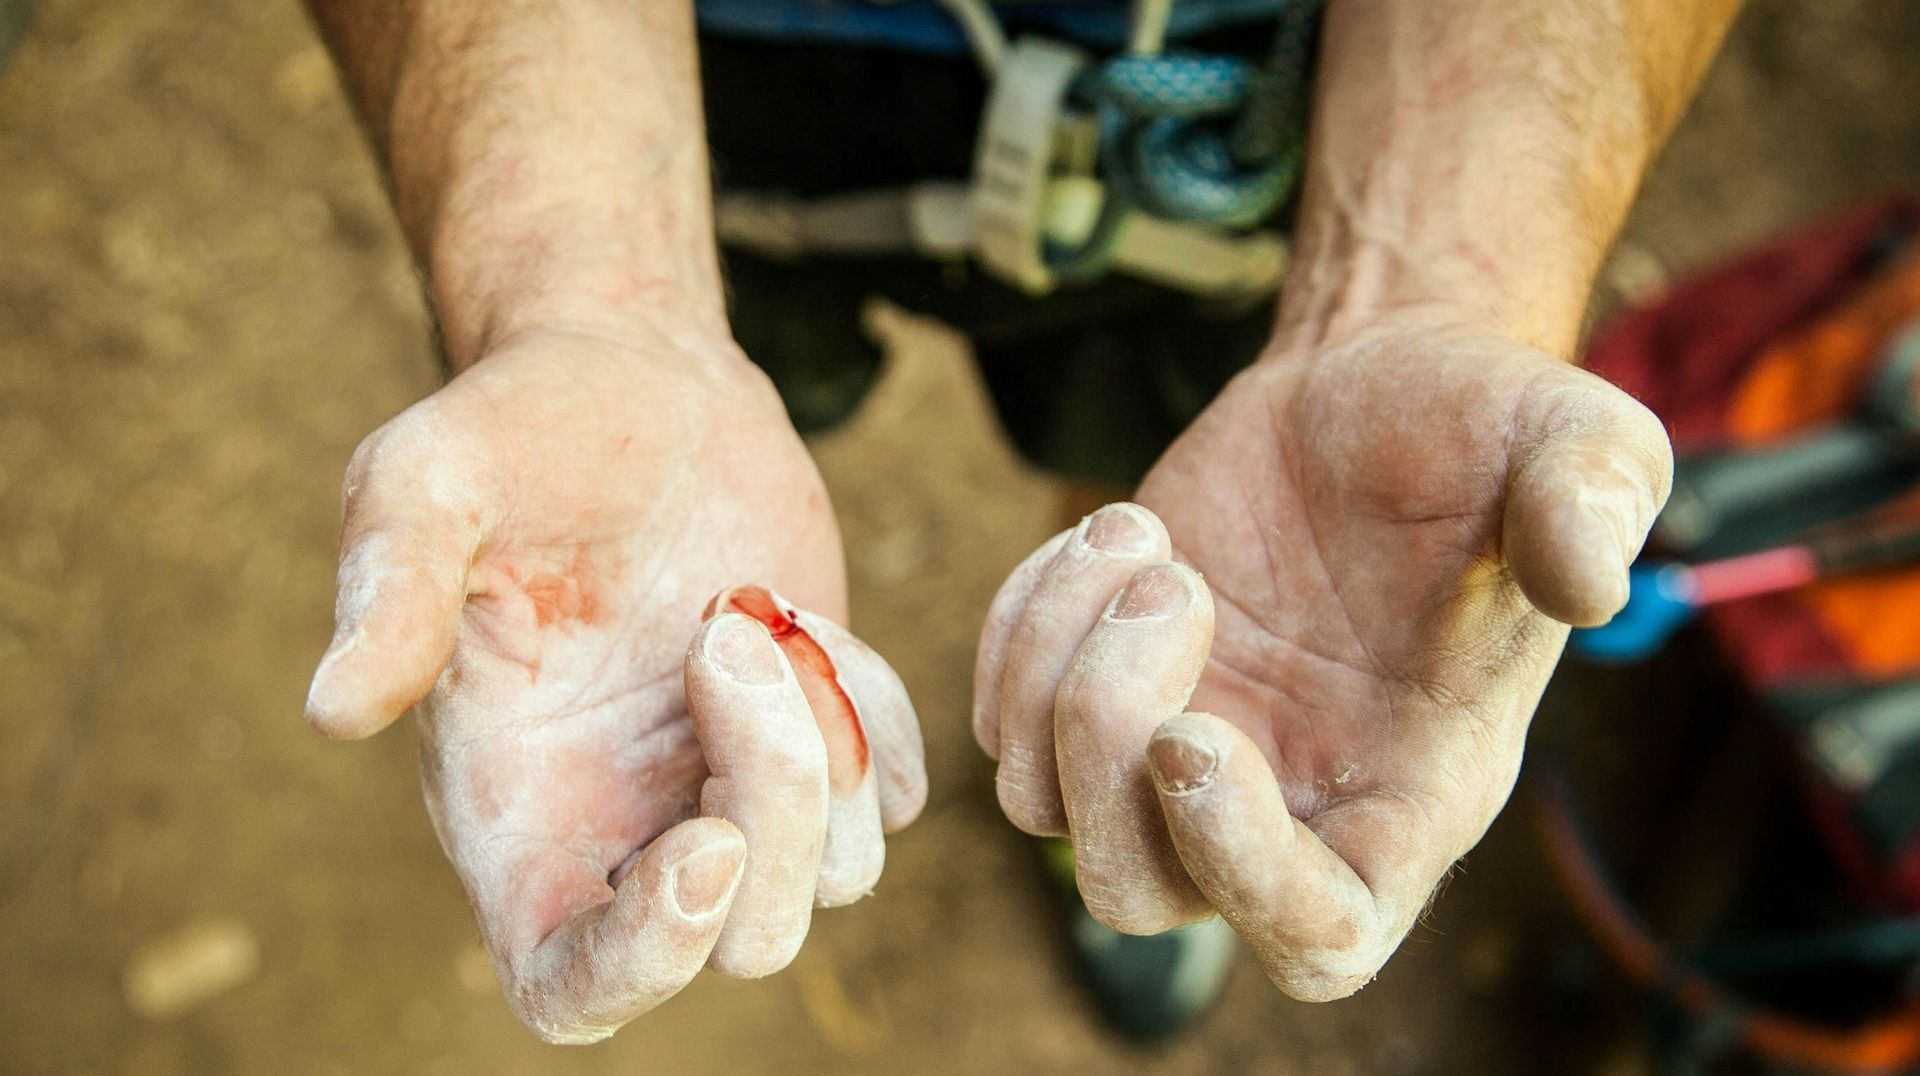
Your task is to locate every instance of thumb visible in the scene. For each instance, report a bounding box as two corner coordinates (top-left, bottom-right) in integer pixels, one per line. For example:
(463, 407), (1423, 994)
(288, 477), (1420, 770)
(1502, 372), (1673, 628)
(305, 425), (490, 739)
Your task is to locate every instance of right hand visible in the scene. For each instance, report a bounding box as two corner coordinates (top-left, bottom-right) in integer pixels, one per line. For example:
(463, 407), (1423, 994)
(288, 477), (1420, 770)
(973, 321), (1669, 999)
(303, 322), (926, 1043)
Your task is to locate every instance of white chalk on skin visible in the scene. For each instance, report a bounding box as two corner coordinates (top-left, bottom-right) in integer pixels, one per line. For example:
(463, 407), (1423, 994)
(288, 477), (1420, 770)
(122, 916), (261, 1020)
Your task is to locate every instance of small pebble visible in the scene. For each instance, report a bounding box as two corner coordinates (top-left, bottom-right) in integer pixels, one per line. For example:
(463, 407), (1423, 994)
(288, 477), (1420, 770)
(122, 917), (260, 1020)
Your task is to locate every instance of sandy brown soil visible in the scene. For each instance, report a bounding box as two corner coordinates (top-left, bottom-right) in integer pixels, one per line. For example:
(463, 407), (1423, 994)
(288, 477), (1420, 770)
(4, 1), (1920, 1073)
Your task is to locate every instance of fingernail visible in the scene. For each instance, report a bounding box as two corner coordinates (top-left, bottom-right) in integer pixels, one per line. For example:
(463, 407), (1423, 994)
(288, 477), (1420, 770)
(1582, 503), (1635, 612)
(704, 614), (783, 685)
(1149, 732), (1218, 794)
(669, 840), (745, 919)
(1080, 504), (1155, 556)
(1111, 564), (1191, 620)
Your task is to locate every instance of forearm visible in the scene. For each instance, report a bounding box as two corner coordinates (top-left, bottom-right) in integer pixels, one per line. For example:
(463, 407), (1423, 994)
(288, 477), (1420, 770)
(306, 0), (725, 369)
(1276, 0), (1741, 358)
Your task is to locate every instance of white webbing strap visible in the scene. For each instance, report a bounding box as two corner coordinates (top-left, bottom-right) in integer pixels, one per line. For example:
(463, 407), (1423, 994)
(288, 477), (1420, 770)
(970, 38), (1088, 295)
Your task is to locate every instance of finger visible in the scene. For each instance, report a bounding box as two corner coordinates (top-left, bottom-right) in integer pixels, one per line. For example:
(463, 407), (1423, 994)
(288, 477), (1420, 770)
(973, 529), (1073, 759)
(707, 586), (884, 908)
(305, 421), (493, 740)
(801, 612), (928, 833)
(1147, 714), (1446, 1002)
(1504, 373), (1674, 627)
(1055, 562), (1214, 933)
(509, 817), (746, 1044)
(686, 612), (830, 977)
(997, 503), (1171, 836)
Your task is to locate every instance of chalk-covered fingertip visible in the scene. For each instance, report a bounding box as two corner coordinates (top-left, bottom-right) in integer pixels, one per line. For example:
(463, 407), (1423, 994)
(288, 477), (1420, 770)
(1078, 502), (1162, 557)
(1148, 726), (1220, 795)
(667, 829), (748, 921)
(303, 630), (389, 740)
(697, 612), (786, 686)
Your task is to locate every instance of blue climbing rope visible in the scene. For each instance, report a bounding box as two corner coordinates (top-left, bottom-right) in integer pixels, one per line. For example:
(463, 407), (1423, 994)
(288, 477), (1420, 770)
(1046, 0), (1324, 279)
(1096, 53), (1286, 228)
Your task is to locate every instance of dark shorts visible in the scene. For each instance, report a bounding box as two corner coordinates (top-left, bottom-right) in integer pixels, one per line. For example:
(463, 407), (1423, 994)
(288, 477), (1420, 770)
(700, 35), (1278, 487)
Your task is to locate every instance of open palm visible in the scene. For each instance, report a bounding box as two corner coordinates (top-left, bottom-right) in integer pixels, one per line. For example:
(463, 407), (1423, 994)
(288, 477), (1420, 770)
(975, 323), (1670, 998)
(306, 328), (924, 1041)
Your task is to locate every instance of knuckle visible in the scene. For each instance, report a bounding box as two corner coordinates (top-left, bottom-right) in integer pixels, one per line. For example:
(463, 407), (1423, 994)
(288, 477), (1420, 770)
(339, 436), (382, 511)
(344, 405), (435, 478)
(342, 402), (488, 515)
(341, 422), (413, 513)
(1622, 411), (1676, 501)
(1612, 386), (1668, 443)
(344, 425), (385, 477)
(1054, 664), (1128, 725)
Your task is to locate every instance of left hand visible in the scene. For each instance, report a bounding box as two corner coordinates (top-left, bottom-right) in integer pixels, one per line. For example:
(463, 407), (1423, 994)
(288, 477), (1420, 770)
(305, 325), (925, 1042)
(973, 318), (1671, 999)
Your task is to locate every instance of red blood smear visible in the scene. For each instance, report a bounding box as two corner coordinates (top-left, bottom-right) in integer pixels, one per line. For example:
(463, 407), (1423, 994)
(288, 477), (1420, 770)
(708, 585), (870, 787)
(508, 549), (608, 629)
(522, 573), (601, 628)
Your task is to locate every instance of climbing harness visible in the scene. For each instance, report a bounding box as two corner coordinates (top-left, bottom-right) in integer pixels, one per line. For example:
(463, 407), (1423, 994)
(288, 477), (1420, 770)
(715, 0), (1324, 297)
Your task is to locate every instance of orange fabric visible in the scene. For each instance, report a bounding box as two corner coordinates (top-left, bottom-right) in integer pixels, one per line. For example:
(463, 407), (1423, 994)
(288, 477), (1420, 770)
(1722, 252), (1920, 672)
(1799, 570), (1920, 678)
(1725, 254), (1920, 445)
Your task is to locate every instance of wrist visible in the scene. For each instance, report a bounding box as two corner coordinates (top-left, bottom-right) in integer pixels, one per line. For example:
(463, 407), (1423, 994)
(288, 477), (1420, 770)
(1270, 198), (1599, 363)
(448, 318), (790, 448)
(465, 314), (763, 400)
(1266, 0), (1691, 363)
(417, 158), (729, 372)
(427, 233), (729, 375)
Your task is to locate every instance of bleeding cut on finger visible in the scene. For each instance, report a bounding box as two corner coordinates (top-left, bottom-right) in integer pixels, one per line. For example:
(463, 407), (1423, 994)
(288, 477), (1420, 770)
(706, 586), (886, 907)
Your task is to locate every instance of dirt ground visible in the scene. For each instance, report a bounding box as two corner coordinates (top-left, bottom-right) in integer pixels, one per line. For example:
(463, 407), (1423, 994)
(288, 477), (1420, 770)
(4, 2), (1920, 1073)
